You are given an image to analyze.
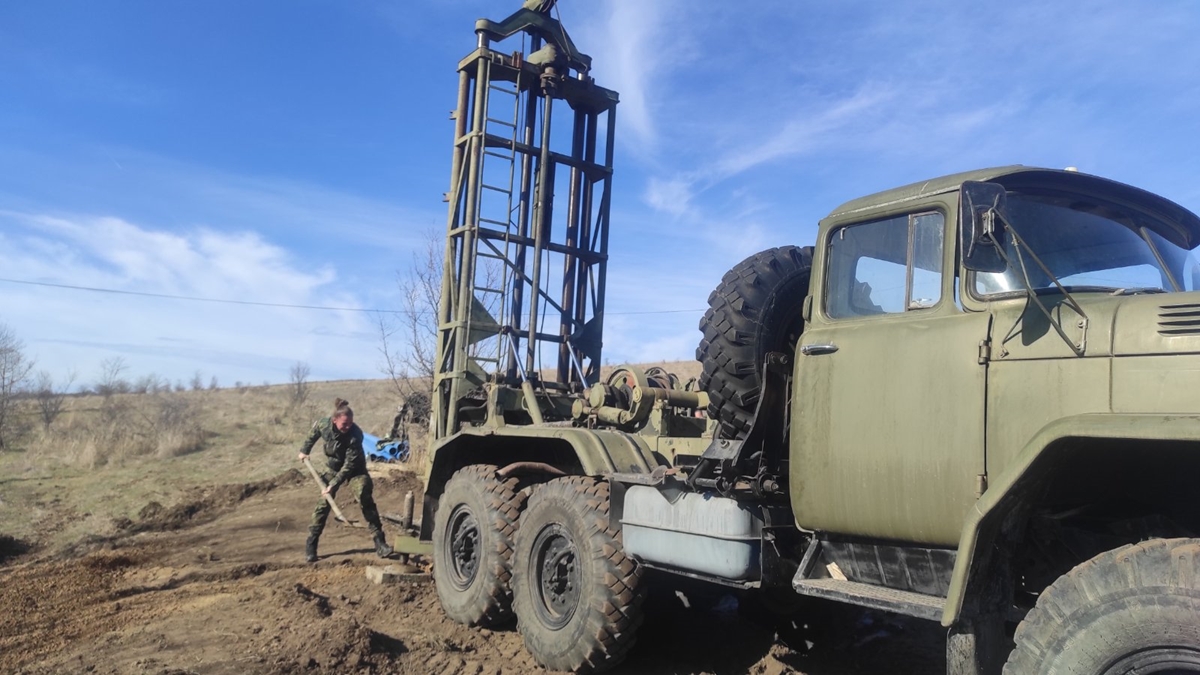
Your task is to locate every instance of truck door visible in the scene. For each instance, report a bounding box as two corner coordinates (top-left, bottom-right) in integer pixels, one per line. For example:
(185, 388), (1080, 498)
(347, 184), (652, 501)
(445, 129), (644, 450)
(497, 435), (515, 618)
(791, 207), (989, 546)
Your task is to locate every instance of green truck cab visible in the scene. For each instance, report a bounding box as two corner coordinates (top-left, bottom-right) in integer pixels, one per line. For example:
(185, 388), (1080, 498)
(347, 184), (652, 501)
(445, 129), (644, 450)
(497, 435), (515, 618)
(423, 165), (1200, 675)
(787, 168), (1200, 673)
(795, 166), (1200, 551)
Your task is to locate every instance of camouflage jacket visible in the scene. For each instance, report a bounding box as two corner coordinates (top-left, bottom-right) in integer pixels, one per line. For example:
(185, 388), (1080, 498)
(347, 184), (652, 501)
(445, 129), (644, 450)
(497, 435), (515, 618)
(299, 417), (366, 489)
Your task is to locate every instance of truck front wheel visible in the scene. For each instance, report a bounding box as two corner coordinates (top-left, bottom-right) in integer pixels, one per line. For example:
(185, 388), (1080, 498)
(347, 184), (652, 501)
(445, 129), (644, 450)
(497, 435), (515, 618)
(432, 464), (525, 626)
(512, 477), (645, 673)
(1004, 537), (1200, 674)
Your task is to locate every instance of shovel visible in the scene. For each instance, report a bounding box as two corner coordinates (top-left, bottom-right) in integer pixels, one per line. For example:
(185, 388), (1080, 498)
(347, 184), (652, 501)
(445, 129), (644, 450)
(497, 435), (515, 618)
(302, 457), (365, 528)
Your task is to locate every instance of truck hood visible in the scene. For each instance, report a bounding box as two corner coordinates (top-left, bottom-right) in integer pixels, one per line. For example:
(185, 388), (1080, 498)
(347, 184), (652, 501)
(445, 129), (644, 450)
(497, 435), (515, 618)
(1112, 290), (1200, 356)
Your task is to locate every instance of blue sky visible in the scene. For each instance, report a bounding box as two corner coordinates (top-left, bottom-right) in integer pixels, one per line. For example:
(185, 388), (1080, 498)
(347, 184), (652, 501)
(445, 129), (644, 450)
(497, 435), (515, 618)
(2, 0), (1199, 389)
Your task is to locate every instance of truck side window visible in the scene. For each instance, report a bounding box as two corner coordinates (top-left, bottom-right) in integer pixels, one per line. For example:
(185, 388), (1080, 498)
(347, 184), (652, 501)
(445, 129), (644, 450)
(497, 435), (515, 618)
(825, 211), (944, 318)
(910, 213), (944, 308)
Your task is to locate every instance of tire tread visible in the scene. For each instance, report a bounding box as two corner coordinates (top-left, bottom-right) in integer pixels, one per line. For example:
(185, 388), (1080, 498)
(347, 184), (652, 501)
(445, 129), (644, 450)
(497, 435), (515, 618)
(432, 464), (526, 627)
(513, 477), (645, 673)
(1003, 537), (1200, 675)
(696, 246), (812, 439)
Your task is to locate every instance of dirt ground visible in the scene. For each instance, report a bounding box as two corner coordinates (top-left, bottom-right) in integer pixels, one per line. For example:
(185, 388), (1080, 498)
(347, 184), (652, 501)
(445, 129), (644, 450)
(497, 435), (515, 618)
(0, 466), (946, 675)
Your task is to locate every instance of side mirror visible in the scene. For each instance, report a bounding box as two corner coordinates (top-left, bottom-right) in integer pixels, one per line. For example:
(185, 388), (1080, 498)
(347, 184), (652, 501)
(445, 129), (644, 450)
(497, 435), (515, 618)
(960, 181), (1009, 273)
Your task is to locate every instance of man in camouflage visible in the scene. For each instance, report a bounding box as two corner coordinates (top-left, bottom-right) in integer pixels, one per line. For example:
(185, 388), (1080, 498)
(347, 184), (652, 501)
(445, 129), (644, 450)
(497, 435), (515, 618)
(298, 399), (393, 563)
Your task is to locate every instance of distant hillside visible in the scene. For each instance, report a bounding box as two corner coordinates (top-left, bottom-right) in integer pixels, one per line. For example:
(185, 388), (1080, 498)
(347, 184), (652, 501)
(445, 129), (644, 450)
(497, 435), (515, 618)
(0, 360), (701, 552)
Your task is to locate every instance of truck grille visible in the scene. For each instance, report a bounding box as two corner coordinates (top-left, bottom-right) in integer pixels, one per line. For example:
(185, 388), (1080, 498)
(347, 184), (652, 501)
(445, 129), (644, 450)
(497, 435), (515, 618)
(1158, 302), (1200, 336)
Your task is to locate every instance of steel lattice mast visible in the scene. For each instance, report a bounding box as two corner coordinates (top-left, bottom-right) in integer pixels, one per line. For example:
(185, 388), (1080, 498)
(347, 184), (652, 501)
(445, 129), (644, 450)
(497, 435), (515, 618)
(432, 2), (619, 440)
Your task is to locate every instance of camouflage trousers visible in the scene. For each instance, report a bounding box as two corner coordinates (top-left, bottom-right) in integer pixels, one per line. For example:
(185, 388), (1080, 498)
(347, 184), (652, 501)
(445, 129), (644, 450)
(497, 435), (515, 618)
(310, 472), (384, 536)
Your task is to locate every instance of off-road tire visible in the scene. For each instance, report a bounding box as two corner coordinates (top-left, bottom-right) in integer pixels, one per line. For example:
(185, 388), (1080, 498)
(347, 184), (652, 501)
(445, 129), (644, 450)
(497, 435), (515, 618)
(511, 477), (645, 673)
(432, 464), (526, 627)
(697, 245), (813, 439)
(1003, 537), (1200, 674)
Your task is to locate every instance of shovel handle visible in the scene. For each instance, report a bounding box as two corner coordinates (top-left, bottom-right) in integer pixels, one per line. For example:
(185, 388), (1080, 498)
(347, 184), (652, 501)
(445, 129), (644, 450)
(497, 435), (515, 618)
(302, 456), (361, 527)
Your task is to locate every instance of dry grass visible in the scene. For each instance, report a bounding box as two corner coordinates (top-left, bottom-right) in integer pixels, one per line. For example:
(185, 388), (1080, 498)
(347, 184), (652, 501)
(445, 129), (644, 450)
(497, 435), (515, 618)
(0, 361), (699, 552)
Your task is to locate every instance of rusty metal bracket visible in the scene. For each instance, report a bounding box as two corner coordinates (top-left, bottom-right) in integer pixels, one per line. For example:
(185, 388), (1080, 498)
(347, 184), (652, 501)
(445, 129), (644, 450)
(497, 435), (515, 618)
(688, 352), (791, 495)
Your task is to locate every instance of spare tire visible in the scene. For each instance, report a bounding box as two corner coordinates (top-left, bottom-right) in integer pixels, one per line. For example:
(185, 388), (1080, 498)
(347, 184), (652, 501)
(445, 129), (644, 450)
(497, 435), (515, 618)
(696, 246), (813, 439)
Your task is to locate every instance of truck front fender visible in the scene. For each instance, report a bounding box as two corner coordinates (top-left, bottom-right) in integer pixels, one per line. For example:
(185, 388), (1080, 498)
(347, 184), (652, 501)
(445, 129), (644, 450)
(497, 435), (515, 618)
(944, 413), (1200, 626)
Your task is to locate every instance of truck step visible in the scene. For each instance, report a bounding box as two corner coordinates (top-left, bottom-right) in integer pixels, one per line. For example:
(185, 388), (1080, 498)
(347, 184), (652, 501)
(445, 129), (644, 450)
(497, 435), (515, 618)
(793, 577), (945, 621)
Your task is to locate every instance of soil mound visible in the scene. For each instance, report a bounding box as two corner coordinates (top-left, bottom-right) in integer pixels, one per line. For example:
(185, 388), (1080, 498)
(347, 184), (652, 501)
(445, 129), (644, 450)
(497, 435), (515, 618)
(375, 469), (424, 500)
(269, 582), (407, 673)
(0, 534), (32, 564)
(279, 615), (406, 672)
(121, 469), (306, 534)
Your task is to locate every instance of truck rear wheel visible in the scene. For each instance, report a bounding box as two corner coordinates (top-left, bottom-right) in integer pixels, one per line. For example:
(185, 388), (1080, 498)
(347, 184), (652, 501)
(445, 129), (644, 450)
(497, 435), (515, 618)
(697, 245), (813, 438)
(511, 477), (645, 673)
(432, 464), (526, 626)
(1003, 537), (1200, 674)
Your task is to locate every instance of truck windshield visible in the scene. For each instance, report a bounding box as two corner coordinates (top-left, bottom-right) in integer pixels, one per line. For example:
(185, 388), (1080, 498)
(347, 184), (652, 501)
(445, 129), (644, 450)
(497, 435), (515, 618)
(974, 192), (1200, 296)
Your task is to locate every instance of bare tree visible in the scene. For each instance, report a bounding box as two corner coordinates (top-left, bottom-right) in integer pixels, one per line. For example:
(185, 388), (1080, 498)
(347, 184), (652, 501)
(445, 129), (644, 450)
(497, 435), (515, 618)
(133, 373), (162, 395)
(395, 230), (443, 384)
(95, 356), (129, 399)
(0, 324), (35, 449)
(208, 375), (218, 391)
(380, 229), (502, 398)
(190, 370), (204, 391)
(289, 361), (311, 407)
(34, 370), (76, 432)
(376, 313), (422, 399)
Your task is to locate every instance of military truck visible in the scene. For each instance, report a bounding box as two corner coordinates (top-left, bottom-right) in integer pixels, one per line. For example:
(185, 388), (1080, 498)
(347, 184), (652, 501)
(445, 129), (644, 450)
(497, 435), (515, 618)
(420, 4), (1200, 674)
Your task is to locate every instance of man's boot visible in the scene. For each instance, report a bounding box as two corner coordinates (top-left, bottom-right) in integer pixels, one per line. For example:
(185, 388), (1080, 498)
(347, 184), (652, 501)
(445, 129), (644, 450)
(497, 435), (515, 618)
(305, 528), (320, 563)
(373, 530), (394, 558)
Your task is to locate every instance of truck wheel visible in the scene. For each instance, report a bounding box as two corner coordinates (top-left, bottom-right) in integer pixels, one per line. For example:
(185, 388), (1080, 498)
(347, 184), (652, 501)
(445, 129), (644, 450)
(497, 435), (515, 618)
(512, 477), (645, 673)
(1003, 537), (1200, 674)
(697, 245), (813, 438)
(432, 464), (526, 626)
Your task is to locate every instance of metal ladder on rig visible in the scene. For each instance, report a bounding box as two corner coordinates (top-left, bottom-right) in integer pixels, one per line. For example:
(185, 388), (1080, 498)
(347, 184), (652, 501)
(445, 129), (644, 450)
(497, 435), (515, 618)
(463, 59), (525, 382)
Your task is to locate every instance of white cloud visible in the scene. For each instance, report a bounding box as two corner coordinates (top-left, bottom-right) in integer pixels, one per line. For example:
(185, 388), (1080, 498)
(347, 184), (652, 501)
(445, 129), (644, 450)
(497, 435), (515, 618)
(594, 1), (662, 149)
(0, 211), (379, 386)
(8, 212), (341, 302)
(710, 83), (898, 181)
(567, 0), (692, 155)
(643, 176), (695, 216)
